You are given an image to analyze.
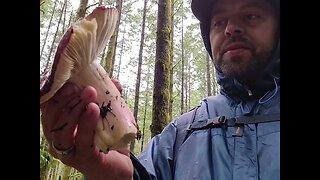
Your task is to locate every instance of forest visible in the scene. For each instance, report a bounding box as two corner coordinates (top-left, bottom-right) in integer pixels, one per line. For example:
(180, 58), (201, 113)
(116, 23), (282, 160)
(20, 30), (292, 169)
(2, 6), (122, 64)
(40, 0), (220, 179)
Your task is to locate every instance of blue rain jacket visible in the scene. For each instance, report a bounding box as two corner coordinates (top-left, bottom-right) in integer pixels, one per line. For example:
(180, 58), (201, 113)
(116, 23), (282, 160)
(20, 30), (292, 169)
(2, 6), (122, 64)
(132, 51), (280, 180)
(134, 87), (280, 180)
(132, 50), (280, 179)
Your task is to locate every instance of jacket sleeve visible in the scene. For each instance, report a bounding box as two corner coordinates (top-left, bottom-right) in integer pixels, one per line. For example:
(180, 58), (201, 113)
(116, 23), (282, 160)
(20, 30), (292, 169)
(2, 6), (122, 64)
(133, 121), (178, 180)
(131, 153), (152, 180)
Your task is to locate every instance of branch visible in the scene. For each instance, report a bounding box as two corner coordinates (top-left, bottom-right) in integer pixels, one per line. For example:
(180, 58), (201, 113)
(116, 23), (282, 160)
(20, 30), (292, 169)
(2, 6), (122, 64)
(172, 58), (182, 70)
(85, 2), (99, 12)
(40, 1), (45, 6)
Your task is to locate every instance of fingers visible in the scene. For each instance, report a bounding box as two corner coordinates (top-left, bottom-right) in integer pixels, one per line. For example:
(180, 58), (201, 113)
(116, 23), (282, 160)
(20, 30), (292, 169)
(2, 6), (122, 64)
(41, 83), (135, 179)
(55, 87), (101, 165)
(41, 83), (80, 142)
(75, 86), (100, 150)
(52, 85), (98, 150)
(75, 101), (100, 156)
(41, 83), (99, 161)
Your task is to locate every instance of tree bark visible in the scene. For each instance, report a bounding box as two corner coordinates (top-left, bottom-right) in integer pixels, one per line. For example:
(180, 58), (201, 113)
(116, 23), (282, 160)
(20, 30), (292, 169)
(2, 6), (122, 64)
(62, 0), (67, 34)
(140, 67), (151, 152)
(67, 10), (73, 27)
(186, 57), (190, 110)
(211, 59), (218, 95)
(47, 1), (66, 65)
(168, 0), (174, 121)
(75, 0), (88, 20)
(206, 52), (212, 96)
(180, 15), (184, 114)
(151, 0), (172, 137)
(103, 0), (123, 76)
(116, 29), (126, 80)
(40, 0), (58, 61)
(130, 0), (148, 152)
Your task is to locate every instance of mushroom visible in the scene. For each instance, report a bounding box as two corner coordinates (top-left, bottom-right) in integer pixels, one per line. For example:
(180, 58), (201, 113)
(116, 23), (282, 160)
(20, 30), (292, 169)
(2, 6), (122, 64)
(40, 6), (137, 153)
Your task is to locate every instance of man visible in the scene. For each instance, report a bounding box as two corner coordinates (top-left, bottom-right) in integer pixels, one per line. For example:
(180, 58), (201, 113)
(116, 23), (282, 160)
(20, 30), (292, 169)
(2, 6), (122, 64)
(40, 0), (280, 179)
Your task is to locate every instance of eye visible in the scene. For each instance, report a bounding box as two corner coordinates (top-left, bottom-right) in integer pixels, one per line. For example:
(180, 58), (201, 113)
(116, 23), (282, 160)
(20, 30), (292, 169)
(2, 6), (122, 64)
(211, 19), (227, 29)
(244, 14), (260, 21)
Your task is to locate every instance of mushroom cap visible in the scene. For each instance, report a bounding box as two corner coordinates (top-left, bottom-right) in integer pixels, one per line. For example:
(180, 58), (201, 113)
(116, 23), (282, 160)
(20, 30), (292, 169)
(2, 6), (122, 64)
(40, 6), (118, 104)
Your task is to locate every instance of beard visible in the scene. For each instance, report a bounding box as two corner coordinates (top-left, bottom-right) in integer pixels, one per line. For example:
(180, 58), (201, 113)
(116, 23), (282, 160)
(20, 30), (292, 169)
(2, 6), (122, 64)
(213, 48), (273, 85)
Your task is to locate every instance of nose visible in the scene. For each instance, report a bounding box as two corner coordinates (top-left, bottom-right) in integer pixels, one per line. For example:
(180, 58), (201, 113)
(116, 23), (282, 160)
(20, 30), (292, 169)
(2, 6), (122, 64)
(224, 19), (244, 37)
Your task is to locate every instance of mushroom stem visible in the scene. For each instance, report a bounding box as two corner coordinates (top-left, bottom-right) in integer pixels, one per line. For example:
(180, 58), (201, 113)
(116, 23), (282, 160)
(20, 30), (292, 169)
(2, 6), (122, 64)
(69, 61), (137, 152)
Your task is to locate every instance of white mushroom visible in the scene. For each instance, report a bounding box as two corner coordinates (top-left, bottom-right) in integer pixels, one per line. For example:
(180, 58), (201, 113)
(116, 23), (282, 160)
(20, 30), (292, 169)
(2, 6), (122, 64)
(40, 6), (137, 153)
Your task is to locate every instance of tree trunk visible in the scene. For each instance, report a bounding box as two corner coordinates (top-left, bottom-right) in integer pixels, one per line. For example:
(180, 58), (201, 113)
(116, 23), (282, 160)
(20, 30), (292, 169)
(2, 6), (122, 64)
(151, 0), (172, 137)
(211, 60), (218, 95)
(47, 1), (66, 64)
(206, 52), (212, 96)
(130, 0), (148, 152)
(184, 57), (188, 111)
(40, 0), (58, 61)
(180, 15), (184, 115)
(75, 0), (88, 20)
(168, 0), (174, 121)
(67, 10), (73, 27)
(187, 58), (190, 110)
(140, 67), (151, 153)
(116, 29), (126, 80)
(103, 0), (122, 76)
(62, 0), (67, 34)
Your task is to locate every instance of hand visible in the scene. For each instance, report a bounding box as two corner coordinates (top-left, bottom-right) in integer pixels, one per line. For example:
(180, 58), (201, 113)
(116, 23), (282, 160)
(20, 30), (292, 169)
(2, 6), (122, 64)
(40, 80), (133, 180)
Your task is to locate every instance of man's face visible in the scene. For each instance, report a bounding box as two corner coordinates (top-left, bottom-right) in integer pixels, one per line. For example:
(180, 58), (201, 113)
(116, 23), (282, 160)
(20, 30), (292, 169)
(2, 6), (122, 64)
(209, 0), (278, 82)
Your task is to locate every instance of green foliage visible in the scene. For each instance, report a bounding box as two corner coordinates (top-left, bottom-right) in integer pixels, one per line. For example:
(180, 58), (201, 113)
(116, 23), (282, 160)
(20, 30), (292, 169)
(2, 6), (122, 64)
(40, 0), (53, 27)
(40, 147), (51, 175)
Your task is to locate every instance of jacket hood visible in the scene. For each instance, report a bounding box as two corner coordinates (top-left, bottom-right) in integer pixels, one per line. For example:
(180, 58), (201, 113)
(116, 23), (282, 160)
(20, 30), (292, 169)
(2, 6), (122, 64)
(192, 0), (280, 101)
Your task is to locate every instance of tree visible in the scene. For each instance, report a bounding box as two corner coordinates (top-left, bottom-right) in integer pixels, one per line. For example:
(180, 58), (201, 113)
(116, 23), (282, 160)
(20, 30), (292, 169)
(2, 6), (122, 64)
(168, 0), (175, 120)
(206, 52), (212, 96)
(40, 0), (57, 63)
(75, 0), (89, 20)
(151, 0), (172, 137)
(131, 0), (148, 152)
(180, 12), (185, 114)
(103, 0), (123, 77)
(46, 1), (66, 64)
(140, 66), (152, 153)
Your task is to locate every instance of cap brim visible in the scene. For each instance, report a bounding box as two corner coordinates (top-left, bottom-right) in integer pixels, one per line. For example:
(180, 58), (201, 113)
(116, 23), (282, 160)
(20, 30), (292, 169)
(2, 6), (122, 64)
(191, 0), (215, 22)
